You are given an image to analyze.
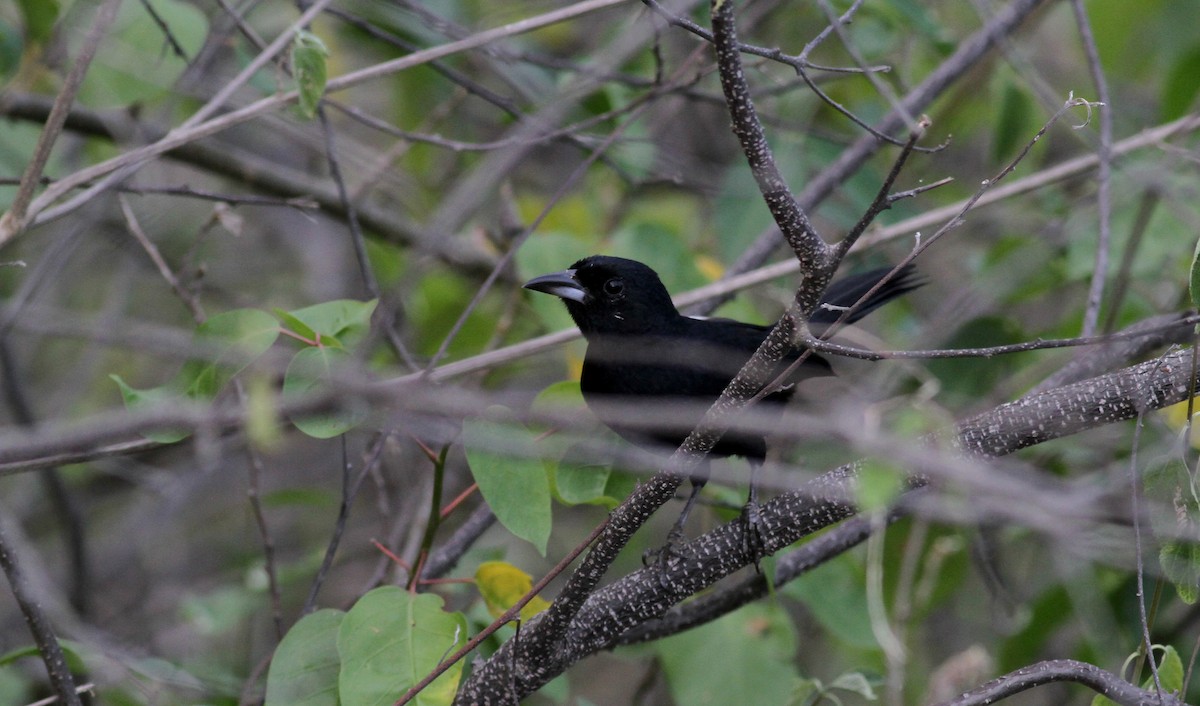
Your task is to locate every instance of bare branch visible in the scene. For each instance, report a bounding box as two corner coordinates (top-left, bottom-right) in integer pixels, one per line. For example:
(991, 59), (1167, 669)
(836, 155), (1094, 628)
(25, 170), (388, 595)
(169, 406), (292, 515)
(0, 0), (121, 241)
(930, 659), (1183, 706)
(0, 517), (82, 706)
(1071, 0), (1115, 337)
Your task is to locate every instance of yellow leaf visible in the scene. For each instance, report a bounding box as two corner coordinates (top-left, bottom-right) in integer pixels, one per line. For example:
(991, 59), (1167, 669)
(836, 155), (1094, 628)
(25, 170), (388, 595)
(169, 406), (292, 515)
(1161, 399), (1200, 448)
(566, 349), (584, 382)
(245, 374), (282, 451)
(475, 561), (551, 621)
(695, 254), (725, 282)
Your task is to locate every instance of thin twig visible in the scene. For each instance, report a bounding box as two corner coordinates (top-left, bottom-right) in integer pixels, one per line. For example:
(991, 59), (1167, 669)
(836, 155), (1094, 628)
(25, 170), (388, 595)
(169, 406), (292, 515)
(303, 433), (390, 613)
(136, 0), (188, 60)
(12, 0), (629, 239)
(1071, 0), (1114, 337)
(394, 516), (611, 706)
(420, 46), (706, 372)
(0, 0), (121, 240)
(797, 314), (1200, 362)
(23, 0), (338, 230)
(315, 107), (419, 369)
(183, 0), (336, 129)
(815, 0), (918, 132)
(1128, 411), (1164, 697)
(407, 445), (448, 591)
(832, 121), (930, 262)
(118, 195), (205, 323)
(718, 0), (1052, 310)
(242, 421), (284, 640)
(641, 0), (889, 75)
(0, 517), (82, 706)
(866, 513), (905, 706)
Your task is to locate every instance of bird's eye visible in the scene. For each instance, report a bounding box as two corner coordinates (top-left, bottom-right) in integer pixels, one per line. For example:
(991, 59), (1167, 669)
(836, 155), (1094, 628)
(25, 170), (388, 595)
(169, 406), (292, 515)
(602, 278), (624, 297)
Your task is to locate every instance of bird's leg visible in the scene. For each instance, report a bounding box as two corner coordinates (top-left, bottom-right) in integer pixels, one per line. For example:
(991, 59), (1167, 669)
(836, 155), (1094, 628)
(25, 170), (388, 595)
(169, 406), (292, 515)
(643, 460), (711, 570)
(667, 477), (706, 545)
(741, 460), (767, 571)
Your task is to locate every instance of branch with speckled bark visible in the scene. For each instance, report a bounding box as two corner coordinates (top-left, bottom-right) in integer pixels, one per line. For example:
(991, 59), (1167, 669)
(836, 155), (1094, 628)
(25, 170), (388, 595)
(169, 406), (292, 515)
(452, 346), (1200, 704)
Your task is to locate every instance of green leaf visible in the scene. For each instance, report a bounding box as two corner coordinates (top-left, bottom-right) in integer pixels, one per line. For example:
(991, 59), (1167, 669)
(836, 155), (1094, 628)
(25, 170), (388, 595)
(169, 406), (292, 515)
(1154, 644), (1184, 693)
(1160, 541), (1200, 604)
(275, 308), (318, 343)
(784, 554), (876, 648)
(463, 411), (552, 555)
(0, 646), (39, 667)
(1145, 459), (1200, 603)
(655, 603), (800, 706)
(1094, 645), (1186, 706)
(182, 585), (261, 637)
(181, 308), (280, 399)
(0, 21), (21, 81)
(292, 30), (329, 119)
(112, 309), (278, 442)
(80, 0), (208, 107)
(856, 458), (905, 512)
(284, 346), (363, 438)
(284, 299), (377, 347)
(609, 222), (708, 293)
(264, 609), (344, 706)
(789, 678), (820, 706)
(554, 457), (613, 506)
(529, 381), (616, 506)
(828, 671), (877, 700)
(0, 665), (30, 706)
(110, 374), (190, 443)
(531, 379), (586, 416)
(0, 640), (86, 672)
(337, 587), (466, 706)
(245, 373), (282, 450)
(197, 308), (279, 353)
(1163, 46), (1200, 122)
(1190, 235), (1200, 311)
(993, 80), (1034, 163)
(17, 0), (58, 43)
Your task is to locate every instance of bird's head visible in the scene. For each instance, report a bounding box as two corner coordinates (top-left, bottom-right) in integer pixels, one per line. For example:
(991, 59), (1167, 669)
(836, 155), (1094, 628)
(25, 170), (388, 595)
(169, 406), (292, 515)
(523, 255), (679, 337)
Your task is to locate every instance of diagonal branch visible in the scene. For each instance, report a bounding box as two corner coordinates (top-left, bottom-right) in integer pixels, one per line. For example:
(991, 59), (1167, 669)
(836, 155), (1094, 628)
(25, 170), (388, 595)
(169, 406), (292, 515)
(0, 0), (122, 241)
(718, 0), (1054, 307)
(931, 659), (1184, 706)
(709, 0), (830, 277)
(455, 344), (1200, 701)
(0, 0), (629, 246)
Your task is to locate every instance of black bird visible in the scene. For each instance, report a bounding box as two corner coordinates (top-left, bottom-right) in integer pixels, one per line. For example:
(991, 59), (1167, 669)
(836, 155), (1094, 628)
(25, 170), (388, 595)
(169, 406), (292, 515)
(524, 255), (919, 550)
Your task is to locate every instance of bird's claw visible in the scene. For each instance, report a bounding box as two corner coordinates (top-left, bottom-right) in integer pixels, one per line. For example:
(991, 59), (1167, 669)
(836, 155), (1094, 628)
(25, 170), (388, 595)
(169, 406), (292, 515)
(642, 527), (696, 587)
(741, 500), (766, 572)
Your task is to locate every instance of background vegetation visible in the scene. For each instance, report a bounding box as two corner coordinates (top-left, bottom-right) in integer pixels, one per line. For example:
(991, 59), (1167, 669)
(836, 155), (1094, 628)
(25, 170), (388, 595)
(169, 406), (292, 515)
(3, 0), (1200, 704)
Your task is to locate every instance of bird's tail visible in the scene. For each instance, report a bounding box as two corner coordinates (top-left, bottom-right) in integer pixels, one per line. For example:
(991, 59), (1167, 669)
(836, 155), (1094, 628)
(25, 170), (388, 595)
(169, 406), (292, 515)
(811, 264), (921, 325)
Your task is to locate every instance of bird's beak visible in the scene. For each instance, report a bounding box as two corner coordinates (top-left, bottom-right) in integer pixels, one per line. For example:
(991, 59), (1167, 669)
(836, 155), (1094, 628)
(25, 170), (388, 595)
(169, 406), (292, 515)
(523, 269), (589, 303)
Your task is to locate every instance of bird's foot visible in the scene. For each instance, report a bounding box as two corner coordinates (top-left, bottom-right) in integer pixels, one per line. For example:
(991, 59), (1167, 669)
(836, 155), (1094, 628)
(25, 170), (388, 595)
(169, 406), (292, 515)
(641, 480), (705, 582)
(642, 525), (691, 566)
(642, 526), (696, 587)
(741, 500), (767, 573)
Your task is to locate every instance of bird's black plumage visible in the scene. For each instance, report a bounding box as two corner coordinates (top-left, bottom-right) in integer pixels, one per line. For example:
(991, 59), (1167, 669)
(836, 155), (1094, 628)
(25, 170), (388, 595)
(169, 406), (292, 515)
(524, 255), (920, 462)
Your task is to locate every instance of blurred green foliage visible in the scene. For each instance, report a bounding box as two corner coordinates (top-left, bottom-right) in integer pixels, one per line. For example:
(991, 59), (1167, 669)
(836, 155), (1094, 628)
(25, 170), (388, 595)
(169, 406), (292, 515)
(3, 0), (1200, 704)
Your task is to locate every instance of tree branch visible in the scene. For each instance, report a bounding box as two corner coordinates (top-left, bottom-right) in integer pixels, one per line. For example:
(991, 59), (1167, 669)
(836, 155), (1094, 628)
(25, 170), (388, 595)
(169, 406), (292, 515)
(931, 659), (1184, 706)
(454, 345), (1200, 701)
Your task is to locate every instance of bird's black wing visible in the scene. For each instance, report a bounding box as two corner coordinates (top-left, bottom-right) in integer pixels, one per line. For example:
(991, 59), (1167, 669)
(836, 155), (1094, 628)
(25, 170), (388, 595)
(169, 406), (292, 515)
(677, 316), (833, 398)
(812, 264), (921, 325)
(580, 317), (828, 459)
